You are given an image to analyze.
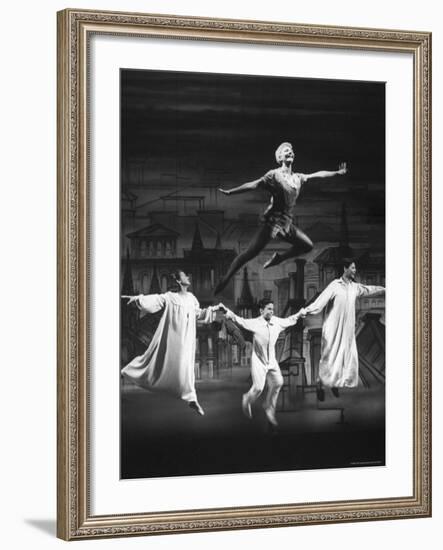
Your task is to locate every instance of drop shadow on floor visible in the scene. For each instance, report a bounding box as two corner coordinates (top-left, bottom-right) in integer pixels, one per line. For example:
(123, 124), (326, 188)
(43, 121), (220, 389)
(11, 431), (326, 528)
(24, 519), (56, 537)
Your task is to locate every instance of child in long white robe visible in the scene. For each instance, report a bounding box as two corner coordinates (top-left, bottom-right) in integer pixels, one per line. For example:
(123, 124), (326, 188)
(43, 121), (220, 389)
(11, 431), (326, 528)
(122, 291), (216, 414)
(305, 278), (384, 388)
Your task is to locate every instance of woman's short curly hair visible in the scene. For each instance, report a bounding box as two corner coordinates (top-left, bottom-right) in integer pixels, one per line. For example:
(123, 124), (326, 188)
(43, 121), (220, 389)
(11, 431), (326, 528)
(275, 142), (293, 164)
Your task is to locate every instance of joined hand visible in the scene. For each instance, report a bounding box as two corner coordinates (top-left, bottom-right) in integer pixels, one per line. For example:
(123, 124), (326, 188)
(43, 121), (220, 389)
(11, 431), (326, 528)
(122, 295), (138, 305)
(337, 162), (347, 175)
(297, 308), (307, 318)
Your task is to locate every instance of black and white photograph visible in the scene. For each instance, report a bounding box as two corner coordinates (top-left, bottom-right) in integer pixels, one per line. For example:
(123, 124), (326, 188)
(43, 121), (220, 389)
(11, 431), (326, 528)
(2, 0), (436, 546)
(119, 68), (386, 480)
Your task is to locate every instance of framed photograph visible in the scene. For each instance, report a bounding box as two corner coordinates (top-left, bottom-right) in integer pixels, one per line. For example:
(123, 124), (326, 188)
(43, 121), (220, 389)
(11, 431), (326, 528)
(57, 8), (431, 540)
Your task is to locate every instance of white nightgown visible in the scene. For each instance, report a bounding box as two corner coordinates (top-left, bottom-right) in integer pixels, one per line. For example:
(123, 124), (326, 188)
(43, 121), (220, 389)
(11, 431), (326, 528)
(305, 278), (384, 388)
(122, 291), (215, 402)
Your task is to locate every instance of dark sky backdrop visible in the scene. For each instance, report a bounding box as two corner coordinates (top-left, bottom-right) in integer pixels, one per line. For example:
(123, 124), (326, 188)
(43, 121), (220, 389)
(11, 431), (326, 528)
(121, 69), (385, 246)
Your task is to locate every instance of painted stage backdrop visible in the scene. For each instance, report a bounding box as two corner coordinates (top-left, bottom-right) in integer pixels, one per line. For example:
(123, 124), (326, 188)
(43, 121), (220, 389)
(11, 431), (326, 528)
(120, 69), (385, 479)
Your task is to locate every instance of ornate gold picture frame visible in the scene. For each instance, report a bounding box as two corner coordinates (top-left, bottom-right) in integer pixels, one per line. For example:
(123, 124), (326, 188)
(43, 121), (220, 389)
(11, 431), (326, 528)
(57, 8), (431, 540)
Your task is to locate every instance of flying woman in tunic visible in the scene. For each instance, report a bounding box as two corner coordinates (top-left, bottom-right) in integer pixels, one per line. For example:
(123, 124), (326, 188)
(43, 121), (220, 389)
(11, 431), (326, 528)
(122, 269), (222, 416)
(214, 142), (347, 294)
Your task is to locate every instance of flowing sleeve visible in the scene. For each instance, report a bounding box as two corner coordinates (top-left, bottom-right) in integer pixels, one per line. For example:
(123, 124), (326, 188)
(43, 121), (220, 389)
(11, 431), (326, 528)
(275, 314), (300, 330)
(357, 284), (385, 297)
(305, 282), (336, 315)
(135, 293), (167, 314)
(194, 296), (217, 323)
(231, 313), (256, 332)
(223, 307), (256, 331)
